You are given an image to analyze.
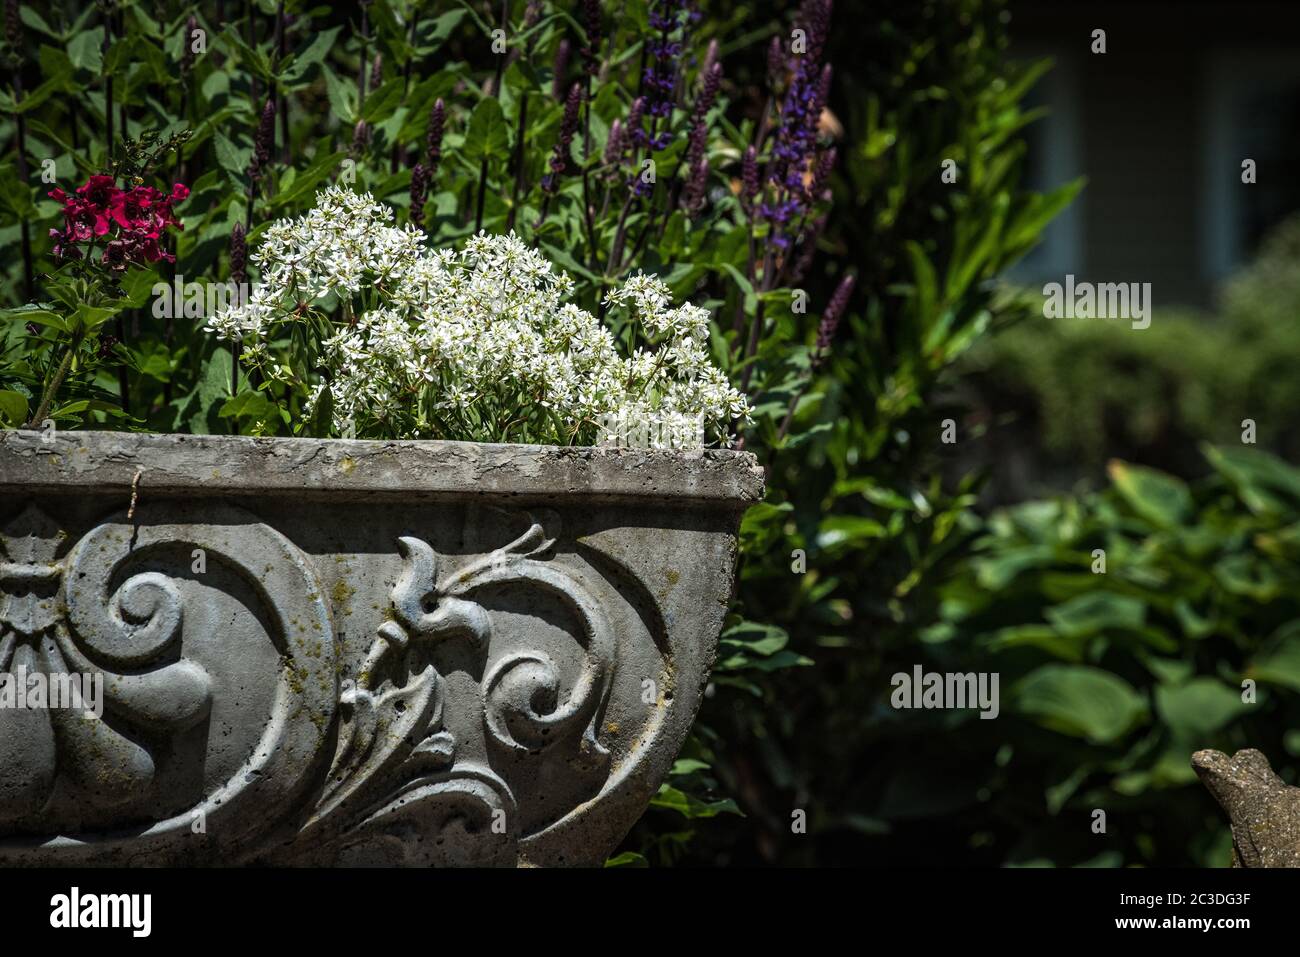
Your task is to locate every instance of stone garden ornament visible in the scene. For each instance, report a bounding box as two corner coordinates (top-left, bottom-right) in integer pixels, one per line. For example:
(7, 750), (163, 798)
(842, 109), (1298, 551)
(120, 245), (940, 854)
(0, 430), (762, 866)
(1193, 748), (1300, 867)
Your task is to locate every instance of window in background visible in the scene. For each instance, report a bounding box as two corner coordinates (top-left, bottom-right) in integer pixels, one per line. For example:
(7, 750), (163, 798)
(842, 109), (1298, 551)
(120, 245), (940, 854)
(1007, 52), (1085, 284)
(1203, 52), (1300, 281)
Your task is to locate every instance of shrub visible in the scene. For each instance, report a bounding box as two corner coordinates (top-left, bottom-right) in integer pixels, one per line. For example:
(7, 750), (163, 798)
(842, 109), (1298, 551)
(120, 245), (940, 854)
(960, 214), (1300, 495)
(619, 0), (1080, 865)
(928, 446), (1300, 866)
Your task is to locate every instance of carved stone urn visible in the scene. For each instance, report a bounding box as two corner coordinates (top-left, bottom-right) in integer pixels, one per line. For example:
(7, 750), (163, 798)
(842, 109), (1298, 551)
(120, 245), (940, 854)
(0, 430), (762, 866)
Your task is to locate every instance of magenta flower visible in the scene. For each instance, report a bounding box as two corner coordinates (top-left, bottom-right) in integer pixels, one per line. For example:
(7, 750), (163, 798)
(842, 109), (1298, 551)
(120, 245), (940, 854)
(48, 174), (188, 269)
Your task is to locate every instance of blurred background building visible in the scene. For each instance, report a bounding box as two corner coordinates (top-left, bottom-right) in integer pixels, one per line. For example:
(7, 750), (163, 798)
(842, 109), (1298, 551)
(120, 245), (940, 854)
(1009, 0), (1300, 306)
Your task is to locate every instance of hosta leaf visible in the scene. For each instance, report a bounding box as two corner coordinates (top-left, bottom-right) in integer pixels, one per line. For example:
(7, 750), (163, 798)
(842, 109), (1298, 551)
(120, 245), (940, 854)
(1046, 591), (1146, 638)
(1107, 460), (1191, 528)
(1204, 443), (1300, 515)
(1155, 678), (1251, 738)
(1247, 622), (1300, 693)
(1013, 664), (1147, 743)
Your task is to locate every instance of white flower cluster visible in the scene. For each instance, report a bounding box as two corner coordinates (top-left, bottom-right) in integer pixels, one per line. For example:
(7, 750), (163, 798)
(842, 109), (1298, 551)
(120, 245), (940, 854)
(207, 186), (748, 446)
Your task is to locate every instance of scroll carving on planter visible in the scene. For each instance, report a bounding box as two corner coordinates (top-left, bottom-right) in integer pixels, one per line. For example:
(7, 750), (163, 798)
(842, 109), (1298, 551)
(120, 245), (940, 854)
(285, 513), (616, 866)
(0, 433), (757, 865)
(0, 503), (337, 864)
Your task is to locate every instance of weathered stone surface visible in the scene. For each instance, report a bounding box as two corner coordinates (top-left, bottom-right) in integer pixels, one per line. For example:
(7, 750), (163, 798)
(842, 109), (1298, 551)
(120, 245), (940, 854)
(0, 430), (762, 866)
(1192, 748), (1300, 867)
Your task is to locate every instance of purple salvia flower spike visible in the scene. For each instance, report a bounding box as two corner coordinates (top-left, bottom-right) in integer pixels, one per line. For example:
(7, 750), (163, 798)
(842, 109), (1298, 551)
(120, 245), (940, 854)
(248, 98), (277, 181)
(603, 118), (624, 168)
(551, 38), (571, 101)
(813, 271), (855, 366)
(426, 99), (445, 173)
(229, 222), (247, 286)
(542, 83), (583, 193)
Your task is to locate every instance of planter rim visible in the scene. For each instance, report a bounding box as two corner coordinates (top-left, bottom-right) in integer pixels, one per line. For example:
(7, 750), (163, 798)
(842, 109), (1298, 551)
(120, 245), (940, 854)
(0, 429), (765, 506)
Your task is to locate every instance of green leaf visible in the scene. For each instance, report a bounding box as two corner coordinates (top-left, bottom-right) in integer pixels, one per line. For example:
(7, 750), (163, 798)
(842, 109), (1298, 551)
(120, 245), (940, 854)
(971, 545), (1055, 591)
(280, 27), (342, 85)
(168, 348), (234, 434)
(463, 97), (508, 162)
(219, 390), (279, 422)
(649, 784), (742, 819)
(670, 758), (710, 776)
(15, 75), (69, 114)
(604, 852), (649, 868)
(421, 9), (468, 49)
(67, 26), (105, 74)
(103, 35), (138, 75)
(985, 625), (1086, 663)
(1204, 443), (1300, 515)
(1, 306), (68, 333)
(219, 24), (272, 80)
(269, 151), (347, 211)
(816, 515), (887, 550)
(1213, 554), (1280, 602)
(305, 381), (334, 438)
(214, 131), (250, 182)
(719, 262), (756, 314)
(720, 621), (789, 656)
(1248, 622), (1300, 693)
(1155, 679), (1251, 738)
(1014, 664), (1147, 744)
(1107, 460), (1192, 528)
(1046, 591), (1147, 638)
(0, 390), (28, 426)
(660, 210), (687, 259)
(70, 303), (119, 334)
(323, 66), (359, 123)
(906, 240), (938, 327)
(19, 6), (60, 39)
(360, 78), (406, 124)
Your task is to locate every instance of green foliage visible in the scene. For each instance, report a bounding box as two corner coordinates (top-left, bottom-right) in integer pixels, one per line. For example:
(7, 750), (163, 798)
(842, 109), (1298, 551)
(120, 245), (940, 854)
(619, 0), (1081, 864)
(0, 0), (854, 860)
(962, 213), (1300, 490)
(1, 0), (835, 447)
(2, 0), (1087, 868)
(929, 445), (1300, 866)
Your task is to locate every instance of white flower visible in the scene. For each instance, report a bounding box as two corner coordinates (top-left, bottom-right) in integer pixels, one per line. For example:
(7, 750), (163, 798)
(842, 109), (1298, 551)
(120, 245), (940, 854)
(209, 187), (751, 446)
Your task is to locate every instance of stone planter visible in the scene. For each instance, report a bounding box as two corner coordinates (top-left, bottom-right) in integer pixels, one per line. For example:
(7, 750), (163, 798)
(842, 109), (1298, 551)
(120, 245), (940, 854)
(0, 430), (762, 866)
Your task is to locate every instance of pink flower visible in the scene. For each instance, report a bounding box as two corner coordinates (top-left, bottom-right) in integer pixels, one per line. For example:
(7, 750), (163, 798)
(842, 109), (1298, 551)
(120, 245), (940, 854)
(48, 173), (188, 267)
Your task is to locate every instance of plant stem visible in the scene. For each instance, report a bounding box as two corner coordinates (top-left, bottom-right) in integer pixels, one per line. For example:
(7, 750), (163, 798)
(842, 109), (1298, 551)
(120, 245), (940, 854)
(104, 41), (113, 161)
(27, 329), (84, 429)
(775, 378), (811, 443)
(506, 91), (528, 232)
(475, 0), (509, 233)
(247, 0), (259, 102)
(115, 314), (131, 414)
(607, 190), (635, 278)
(358, 2), (370, 99)
(733, 220), (756, 339)
(11, 68), (34, 300)
(275, 2), (289, 165)
(740, 247), (775, 395)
